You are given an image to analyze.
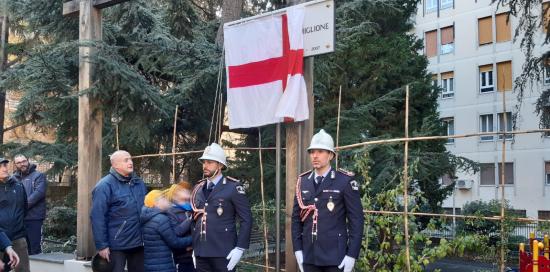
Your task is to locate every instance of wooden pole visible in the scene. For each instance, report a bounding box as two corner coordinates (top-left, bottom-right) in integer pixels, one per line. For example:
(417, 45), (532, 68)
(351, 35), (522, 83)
(172, 105), (179, 181)
(285, 122), (299, 272)
(76, 0), (103, 259)
(403, 85), (411, 272)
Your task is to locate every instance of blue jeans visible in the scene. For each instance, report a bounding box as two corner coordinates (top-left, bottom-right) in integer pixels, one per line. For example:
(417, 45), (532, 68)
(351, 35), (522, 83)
(24, 220), (43, 255)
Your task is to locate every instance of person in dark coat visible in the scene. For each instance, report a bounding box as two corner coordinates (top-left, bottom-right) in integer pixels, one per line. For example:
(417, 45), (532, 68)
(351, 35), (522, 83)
(90, 150), (147, 272)
(141, 190), (193, 272)
(12, 154), (47, 255)
(165, 182), (195, 272)
(0, 157), (29, 272)
(292, 130), (364, 272)
(191, 143), (253, 272)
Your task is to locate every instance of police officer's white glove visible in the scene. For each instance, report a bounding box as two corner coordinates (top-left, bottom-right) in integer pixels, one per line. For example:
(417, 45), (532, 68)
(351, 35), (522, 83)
(226, 247), (244, 271)
(338, 256), (356, 272)
(192, 251), (196, 268)
(294, 251), (304, 272)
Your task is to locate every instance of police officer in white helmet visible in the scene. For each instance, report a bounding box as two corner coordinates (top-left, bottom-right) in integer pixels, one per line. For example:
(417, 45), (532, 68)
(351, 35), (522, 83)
(190, 143), (253, 271)
(291, 129), (365, 272)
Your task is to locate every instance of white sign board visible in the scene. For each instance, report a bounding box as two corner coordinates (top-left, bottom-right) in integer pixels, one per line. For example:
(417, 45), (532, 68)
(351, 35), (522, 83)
(302, 0), (334, 57)
(224, 0), (335, 57)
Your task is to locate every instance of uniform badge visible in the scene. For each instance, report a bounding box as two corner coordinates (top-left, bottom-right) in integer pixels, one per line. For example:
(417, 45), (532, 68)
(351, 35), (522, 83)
(217, 205), (224, 216)
(327, 196), (335, 212)
(236, 185), (246, 194)
(350, 180), (359, 191)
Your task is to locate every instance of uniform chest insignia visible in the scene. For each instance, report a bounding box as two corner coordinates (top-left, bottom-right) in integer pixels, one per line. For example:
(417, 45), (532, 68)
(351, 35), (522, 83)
(302, 190), (309, 194)
(350, 180), (359, 191)
(236, 185), (246, 194)
(322, 189), (340, 193)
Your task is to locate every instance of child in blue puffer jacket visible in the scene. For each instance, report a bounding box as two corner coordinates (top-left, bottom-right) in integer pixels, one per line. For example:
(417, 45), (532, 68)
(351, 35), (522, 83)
(165, 182), (195, 272)
(141, 190), (192, 272)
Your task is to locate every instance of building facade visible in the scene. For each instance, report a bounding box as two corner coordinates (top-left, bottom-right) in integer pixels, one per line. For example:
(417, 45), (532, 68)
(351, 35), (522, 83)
(414, 0), (550, 218)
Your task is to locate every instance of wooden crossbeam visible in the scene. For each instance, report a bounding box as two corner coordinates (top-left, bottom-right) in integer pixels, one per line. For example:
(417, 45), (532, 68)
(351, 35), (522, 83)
(63, 0), (129, 16)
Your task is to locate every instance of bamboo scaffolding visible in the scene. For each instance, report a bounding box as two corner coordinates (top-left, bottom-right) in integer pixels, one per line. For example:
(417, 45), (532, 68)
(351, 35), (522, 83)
(337, 128), (550, 150)
(499, 85), (508, 272)
(258, 129), (270, 272)
(335, 85), (342, 169)
(172, 105), (179, 181)
(403, 85), (411, 272)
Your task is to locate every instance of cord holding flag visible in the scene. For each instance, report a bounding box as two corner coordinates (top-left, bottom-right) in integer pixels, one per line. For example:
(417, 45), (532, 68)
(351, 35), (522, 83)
(224, 6), (309, 129)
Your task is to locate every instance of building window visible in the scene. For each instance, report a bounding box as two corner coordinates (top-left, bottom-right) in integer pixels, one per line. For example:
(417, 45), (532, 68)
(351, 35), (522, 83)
(426, 0), (438, 13)
(544, 66), (550, 85)
(478, 16), (493, 46)
(425, 30), (437, 58)
(480, 163), (495, 185)
(480, 65), (494, 93)
(442, 117), (455, 143)
(441, 71), (454, 98)
(545, 162), (550, 185)
(497, 61), (512, 92)
(509, 209), (526, 217)
(496, 13), (512, 43)
(497, 112), (513, 140)
(480, 114), (494, 141)
(440, 26), (454, 54)
(441, 174), (453, 186)
(497, 162), (514, 184)
(440, 0), (453, 10)
(443, 207), (462, 215)
(543, 3), (550, 33)
(539, 210), (550, 220)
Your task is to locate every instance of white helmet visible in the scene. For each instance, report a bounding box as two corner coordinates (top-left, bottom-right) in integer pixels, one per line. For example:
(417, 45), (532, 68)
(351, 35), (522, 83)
(307, 129), (335, 154)
(199, 143), (227, 167)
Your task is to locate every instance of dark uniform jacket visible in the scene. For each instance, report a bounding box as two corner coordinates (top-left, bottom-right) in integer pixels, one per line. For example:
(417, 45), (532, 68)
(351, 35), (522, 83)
(14, 164), (47, 221)
(191, 176), (253, 258)
(291, 168), (365, 266)
(141, 206), (193, 272)
(90, 168), (147, 251)
(0, 176), (27, 241)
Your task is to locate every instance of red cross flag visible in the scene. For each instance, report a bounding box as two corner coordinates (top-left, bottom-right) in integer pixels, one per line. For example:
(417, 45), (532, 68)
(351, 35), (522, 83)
(224, 7), (309, 129)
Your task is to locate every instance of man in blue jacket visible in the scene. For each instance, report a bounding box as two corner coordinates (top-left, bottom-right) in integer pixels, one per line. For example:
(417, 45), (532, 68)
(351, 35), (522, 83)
(91, 150), (147, 272)
(13, 154), (47, 255)
(0, 157), (29, 272)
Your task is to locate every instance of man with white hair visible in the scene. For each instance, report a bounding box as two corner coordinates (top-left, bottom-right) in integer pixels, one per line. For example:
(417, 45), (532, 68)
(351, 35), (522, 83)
(91, 150), (147, 272)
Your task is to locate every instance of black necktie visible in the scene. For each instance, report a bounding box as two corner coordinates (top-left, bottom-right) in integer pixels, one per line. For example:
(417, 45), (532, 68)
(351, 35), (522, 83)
(315, 176), (323, 191)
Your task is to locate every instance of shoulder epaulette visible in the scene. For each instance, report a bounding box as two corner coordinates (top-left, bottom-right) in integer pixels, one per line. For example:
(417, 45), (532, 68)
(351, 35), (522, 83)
(337, 168), (355, 177)
(226, 176), (239, 182)
(299, 170), (312, 177)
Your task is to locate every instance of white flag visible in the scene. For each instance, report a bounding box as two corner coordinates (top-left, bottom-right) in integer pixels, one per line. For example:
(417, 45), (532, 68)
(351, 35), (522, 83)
(224, 7), (309, 129)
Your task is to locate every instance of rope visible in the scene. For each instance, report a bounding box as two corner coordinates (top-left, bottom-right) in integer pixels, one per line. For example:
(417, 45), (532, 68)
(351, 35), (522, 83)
(208, 50), (225, 145)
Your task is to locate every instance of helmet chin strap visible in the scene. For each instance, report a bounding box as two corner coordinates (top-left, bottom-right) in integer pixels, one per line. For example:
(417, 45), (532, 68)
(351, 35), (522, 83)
(203, 166), (222, 180)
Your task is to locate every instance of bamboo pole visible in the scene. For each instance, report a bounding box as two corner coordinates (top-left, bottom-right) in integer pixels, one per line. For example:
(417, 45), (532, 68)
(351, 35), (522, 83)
(335, 85), (342, 169)
(115, 123), (120, 150)
(496, 77), (515, 271)
(403, 85), (411, 272)
(337, 128), (550, 150)
(258, 129), (270, 272)
(172, 105), (179, 181)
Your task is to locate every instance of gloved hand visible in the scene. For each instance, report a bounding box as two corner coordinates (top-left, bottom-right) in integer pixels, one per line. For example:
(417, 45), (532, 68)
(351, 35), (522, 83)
(338, 256), (356, 272)
(226, 247), (244, 271)
(294, 251), (304, 272)
(192, 251), (196, 268)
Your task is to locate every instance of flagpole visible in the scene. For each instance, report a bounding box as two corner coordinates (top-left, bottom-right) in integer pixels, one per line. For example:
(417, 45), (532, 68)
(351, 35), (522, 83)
(275, 122), (282, 272)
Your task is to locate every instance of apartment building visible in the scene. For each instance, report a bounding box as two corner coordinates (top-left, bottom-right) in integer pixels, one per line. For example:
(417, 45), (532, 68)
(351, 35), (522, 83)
(414, 0), (550, 218)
